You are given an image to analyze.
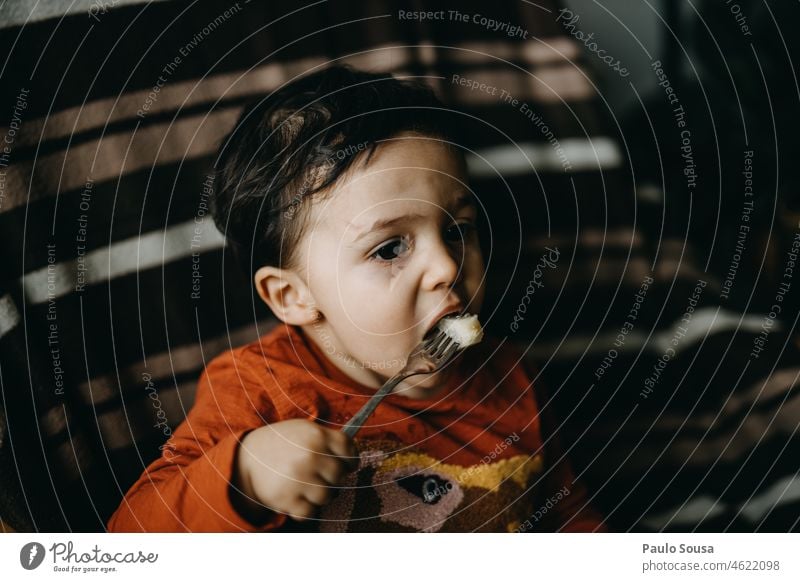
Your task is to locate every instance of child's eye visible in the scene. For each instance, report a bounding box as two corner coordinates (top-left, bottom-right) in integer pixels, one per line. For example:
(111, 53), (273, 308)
(367, 224), (474, 264)
(444, 222), (476, 243)
(369, 237), (411, 262)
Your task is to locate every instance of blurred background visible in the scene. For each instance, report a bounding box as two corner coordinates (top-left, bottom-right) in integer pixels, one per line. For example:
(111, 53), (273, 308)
(1, 0), (798, 532)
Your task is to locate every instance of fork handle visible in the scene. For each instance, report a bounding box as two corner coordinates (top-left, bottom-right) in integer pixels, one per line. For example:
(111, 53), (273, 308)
(341, 373), (407, 438)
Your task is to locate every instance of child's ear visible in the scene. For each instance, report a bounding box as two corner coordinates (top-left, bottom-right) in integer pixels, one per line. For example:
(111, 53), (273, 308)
(254, 266), (318, 325)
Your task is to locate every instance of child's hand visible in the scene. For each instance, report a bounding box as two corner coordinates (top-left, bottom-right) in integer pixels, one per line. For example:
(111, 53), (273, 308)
(232, 419), (358, 523)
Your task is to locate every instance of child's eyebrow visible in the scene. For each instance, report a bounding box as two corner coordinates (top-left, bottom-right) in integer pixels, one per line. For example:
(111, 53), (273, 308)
(348, 213), (426, 244)
(451, 192), (477, 212)
(347, 193), (476, 245)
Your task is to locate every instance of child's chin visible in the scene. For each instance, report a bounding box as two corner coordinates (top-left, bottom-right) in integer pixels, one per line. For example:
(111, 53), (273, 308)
(395, 363), (459, 397)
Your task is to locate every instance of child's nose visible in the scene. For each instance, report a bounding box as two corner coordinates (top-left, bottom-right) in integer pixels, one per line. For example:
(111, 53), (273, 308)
(420, 237), (462, 291)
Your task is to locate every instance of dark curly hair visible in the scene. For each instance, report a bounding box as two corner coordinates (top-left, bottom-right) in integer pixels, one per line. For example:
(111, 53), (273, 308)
(212, 64), (463, 277)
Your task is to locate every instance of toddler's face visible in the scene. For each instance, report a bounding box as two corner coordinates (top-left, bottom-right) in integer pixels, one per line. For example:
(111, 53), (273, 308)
(295, 133), (486, 398)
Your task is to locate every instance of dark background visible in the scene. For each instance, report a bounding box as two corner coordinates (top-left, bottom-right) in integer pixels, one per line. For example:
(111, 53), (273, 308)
(1, 0), (798, 532)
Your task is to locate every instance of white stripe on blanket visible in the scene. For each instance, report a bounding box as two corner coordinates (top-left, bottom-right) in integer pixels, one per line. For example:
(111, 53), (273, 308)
(466, 137), (623, 175)
(0, 294), (21, 339)
(20, 219), (224, 304)
(641, 474), (800, 529)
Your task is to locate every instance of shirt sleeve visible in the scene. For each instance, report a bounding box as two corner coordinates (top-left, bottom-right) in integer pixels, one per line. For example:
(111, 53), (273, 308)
(525, 363), (608, 533)
(106, 349), (288, 532)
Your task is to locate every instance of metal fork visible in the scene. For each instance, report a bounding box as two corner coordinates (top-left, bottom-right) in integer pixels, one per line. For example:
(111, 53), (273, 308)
(341, 327), (464, 438)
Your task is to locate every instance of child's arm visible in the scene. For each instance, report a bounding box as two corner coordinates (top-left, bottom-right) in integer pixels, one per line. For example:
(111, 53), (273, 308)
(106, 350), (289, 532)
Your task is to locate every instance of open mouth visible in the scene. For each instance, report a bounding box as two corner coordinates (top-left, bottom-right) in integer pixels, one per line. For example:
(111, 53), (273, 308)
(423, 306), (465, 340)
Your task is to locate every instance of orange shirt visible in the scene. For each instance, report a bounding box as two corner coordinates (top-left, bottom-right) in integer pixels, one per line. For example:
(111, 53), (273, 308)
(108, 323), (605, 532)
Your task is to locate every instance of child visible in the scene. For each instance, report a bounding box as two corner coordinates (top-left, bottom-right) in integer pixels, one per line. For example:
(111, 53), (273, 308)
(108, 65), (605, 533)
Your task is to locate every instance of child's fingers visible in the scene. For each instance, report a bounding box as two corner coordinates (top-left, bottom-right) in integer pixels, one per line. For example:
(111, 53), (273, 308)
(315, 455), (347, 485)
(287, 497), (317, 522)
(323, 430), (359, 469)
(301, 478), (333, 507)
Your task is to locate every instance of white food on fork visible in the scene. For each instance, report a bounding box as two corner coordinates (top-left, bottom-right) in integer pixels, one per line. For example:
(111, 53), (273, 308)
(435, 313), (484, 347)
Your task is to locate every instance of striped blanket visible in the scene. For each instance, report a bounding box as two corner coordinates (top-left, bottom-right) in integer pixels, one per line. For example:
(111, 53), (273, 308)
(0, 0), (797, 532)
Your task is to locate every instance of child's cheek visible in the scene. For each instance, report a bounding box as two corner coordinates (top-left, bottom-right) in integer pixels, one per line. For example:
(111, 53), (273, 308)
(351, 308), (416, 363)
(341, 262), (423, 359)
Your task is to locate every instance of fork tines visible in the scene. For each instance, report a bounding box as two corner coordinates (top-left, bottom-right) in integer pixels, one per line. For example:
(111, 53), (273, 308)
(425, 331), (459, 360)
